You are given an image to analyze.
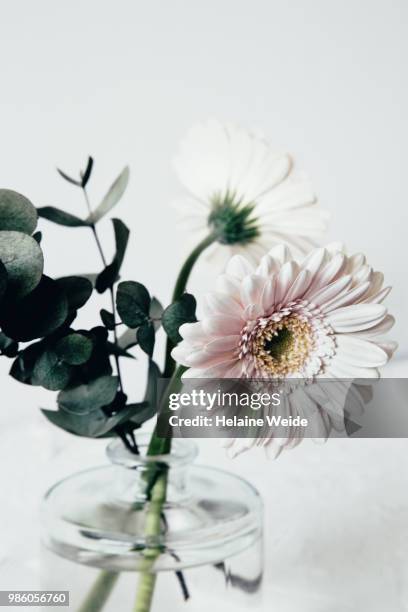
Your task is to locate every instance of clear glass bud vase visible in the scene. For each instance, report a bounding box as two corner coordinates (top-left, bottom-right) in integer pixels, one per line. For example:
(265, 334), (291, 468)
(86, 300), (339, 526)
(41, 436), (263, 612)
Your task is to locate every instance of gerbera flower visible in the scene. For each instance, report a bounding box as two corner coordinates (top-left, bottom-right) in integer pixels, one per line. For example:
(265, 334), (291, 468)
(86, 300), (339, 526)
(173, 244), (395, 380)
(171, 244), (396, 455)
(173, 119), (328, 264)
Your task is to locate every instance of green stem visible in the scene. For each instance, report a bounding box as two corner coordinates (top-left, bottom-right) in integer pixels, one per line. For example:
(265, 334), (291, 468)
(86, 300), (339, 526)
(163, 232), (218, 378)
(131, 365), (185, 612)
(77, 571), (119, 612)
(82, 186), (125, 394)
(133, 234), (217, 610)
(133, 471), (168, 612)
(133, 234), (217, 611)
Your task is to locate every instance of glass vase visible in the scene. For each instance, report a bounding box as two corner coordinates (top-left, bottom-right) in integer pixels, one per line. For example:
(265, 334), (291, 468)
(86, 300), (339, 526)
(41, 435), (263, 611)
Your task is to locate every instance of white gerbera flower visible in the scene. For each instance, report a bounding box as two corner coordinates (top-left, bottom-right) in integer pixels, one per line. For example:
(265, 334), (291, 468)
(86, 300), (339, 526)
(172, 244), (396, 456)
(173, 119), (328, 264)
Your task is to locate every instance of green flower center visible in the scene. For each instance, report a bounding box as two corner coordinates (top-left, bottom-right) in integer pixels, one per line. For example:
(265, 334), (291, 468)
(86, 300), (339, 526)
(263, 327), (293, 360)
(208, 190), (260, 245)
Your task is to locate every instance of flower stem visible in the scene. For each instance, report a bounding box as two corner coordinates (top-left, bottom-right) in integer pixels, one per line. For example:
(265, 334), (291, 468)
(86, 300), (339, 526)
(163, 232), (218, 378)
(134, 234), (218, 610)
(77, 571), (119, 612)
(130, 364), (185, 612)
(133, 470), (168, 612)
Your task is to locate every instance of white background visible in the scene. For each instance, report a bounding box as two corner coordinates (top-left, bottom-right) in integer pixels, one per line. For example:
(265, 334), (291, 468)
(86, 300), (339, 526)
(1, 1), (408, 611)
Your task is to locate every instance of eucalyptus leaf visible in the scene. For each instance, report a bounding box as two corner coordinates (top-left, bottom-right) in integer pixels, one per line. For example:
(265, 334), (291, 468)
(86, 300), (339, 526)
(107, 341), (134, 359)
(56, 168), (82, 186)
(0, 332), (18, 357)
(10, 342), (44, 384)
(100, 309), (115, 330)
(150, 297), (164, 331)
(70, 327), (112, 383)
(55, 333), (93, 365)
(116, 281), (151, 328)
(0, 230), (44, 297)
(143, 360), (161, 407)
(102, 390), (127, 416)
(78, 273), (98, 287)
(117, 297), (163, 349)
(32, 231), (42, 244)
(0, 275), (68, 341)
(162, 293), (197, 344)
(0, 260), (7, 302)
(81, 157), (94, 188)
(118, 327), (138, 350)
(129, 402), (159, 427)
(96, 402), (150, 436)
(42, 406), (108, 437)
(137, 323), (155, 357)
(38, 207), (89, 227)
(56, 276), (93, 311)
(0, 190), (38, 234)
(87, 166), (129, 224)
(58, 375), (118, 415)
(95, 219), (129, 293)
(43, 392), (131, 438)
(32, 350), (73, 391)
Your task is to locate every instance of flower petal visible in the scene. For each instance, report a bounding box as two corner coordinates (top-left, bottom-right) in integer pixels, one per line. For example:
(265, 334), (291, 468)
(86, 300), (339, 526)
(202, 315), (243, 336)
(179, 322), (207, 344)
(326, 304), (387, 333)
(225, 255), (254, 280)
(326, 359), (380, 379)
(240, 274), (265, 308)
(307, 275), (352, 308)
(284, 269), (311, 303)
(275, 261), (298, 304)
(205, 335), (240, 354)
(204, 292), (244, 318)
(335, 335), (389, 367)
(350, 314), (395, 339)
(261, 275), (277, 313)
(267, 244), (292, 265)
(321, 280), (370, 312)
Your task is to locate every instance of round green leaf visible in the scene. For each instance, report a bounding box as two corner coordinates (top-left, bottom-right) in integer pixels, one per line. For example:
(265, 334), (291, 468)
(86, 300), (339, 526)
(32, 350), (73, 391)
(0, 189), (38, 234)
(100, 309), (115, 330)
(55, 333), (93, 365)
(116, 281), (151, 328)
(0, 275), (68, 341)
(9, 342), (44, 384)
(0, 231), (44, 297)
(137, 323), (155, 357)
(58, 375), (119, 415)
(56, 276), (93, 311)
(162, 293), (197, 344)
(42, 406), (107, 438)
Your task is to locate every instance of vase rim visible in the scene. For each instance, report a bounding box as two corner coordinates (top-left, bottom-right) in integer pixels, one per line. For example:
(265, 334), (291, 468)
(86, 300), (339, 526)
(106, 433), (198, 469)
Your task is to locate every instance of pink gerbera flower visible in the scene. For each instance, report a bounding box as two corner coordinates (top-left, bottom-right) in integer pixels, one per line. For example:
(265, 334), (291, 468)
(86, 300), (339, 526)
(172, 244), (396, 381)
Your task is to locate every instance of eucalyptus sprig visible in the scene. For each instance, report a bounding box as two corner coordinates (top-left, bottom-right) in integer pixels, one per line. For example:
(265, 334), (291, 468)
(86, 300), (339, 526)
(0, 159), (197, 456)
